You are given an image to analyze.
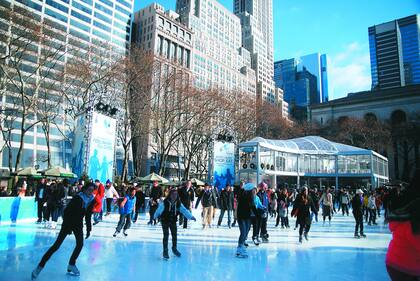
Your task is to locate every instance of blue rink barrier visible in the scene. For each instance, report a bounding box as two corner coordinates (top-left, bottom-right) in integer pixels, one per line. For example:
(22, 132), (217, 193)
(0, 197), (37, 224)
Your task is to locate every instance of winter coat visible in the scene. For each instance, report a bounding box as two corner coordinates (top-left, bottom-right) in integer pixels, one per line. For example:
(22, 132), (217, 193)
(149, 186), (163, 207)
(220, 189), (234, 210)
(35, 183), (46, 202)
(201, 190), (214, 208)
(178, 186), (195, 209)
(154, 198), (194, 223)
(257, 190), (269, 218)
(62, 192), (94, 233)
(92, 183), (105, 213)
(293, 193), (316, 225)
(236, 189), (256, 220)
(352, 194), (364, 216)
(386, 221), (420, 276)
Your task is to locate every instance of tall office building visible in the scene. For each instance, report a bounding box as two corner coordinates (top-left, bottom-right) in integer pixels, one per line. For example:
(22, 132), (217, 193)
(175, 0), (256, 97)
(274, 53), (329, 120)
(0, 0), (133, 172)
(234, 0), (276, 104)
(369, 14), (420, 90)
(132, 3), (193, 178)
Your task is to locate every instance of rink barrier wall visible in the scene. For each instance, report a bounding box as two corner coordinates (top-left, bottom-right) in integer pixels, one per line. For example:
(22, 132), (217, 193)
(0, 197), (150, 224)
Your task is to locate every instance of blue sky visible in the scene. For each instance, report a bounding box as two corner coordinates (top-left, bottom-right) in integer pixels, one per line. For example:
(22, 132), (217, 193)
(134, 0), (419, 100)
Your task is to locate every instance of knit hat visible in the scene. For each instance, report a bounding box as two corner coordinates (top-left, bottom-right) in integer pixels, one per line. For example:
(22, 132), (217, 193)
(106, 179), (111, 184)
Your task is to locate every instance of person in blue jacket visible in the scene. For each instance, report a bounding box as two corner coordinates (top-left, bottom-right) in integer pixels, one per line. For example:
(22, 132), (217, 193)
(154, 186), (196, 259)
(113, 187), (136, 237)
(31, 182), (95, 280)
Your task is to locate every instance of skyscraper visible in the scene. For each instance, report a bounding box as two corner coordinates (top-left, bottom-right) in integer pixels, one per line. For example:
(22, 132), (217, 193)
(0, 0), (133, 172)
(274, 53), (329, 120)
(234, 0), (276, 104)
(175, 0), (256, 97)
(369, 14), (420, 90)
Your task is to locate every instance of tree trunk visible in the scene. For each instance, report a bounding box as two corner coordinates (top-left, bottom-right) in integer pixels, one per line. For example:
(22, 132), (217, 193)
(121, 146), (129, 182)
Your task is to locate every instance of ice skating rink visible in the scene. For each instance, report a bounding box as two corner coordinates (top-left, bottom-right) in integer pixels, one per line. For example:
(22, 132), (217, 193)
(0, 209), (391, 281)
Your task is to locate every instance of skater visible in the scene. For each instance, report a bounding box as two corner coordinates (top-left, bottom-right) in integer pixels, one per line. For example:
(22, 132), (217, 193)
(257, 182), (270, 242)
(104, 180), (119, 216)
(352, 189), (366, 238)
(320, 188), (333, 226)
(310, 188), (320, 223)
(178, 180), (195, 228)
(292, 187), (316, 243)
(236, 183), (259, 258)
(132, 185), (146, 223)
(113, 187), (136, 237)
(250, 184), (265, 245)
(154, 187), (196, 259)
(31, 183), (95, 280)
(148, 181), (163, 225)
(35, 178), (47, 223)
(218, 184), (234, 228)
(386, 169), (420, 281)
(340, 189), (350, 216)
(368, 192), (377, 225)
(92, 180), (105, 225)
(198, 183), (215, 229)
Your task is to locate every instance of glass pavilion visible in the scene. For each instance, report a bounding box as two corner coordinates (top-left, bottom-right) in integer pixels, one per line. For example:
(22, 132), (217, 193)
(238, 136), (389, 189)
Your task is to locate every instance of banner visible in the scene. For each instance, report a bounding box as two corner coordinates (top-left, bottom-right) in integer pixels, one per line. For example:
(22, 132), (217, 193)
(71, 115), (87, 178)
(88, 112), (116, 182)
(212, 141), (235, 190)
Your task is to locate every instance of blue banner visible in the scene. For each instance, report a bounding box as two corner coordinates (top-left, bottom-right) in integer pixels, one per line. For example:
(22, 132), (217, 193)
(88, 112), (116, 183)
(212, 141), (235, 190)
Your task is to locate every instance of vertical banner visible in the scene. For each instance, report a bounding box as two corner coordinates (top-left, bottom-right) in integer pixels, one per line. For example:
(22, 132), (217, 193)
(88, 112), (116, 182)
(212, 141), (235, 190)
(71, 115), (87, 178)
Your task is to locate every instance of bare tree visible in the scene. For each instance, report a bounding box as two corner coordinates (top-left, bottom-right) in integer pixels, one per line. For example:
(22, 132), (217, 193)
(112, 46), (154, 181)
(0, 8), (68, 172)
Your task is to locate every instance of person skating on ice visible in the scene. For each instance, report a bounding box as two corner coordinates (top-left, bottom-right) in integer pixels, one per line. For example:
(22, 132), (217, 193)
(31, 182), (96, 280)
(352, 189), (366, 238)
(113, 187), (136, 237)
(292, 186), (316, 243)
(154, 186), (196, 259)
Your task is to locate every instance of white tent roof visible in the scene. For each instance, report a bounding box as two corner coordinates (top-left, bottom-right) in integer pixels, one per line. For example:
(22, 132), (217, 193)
(240, 136), (372, 155)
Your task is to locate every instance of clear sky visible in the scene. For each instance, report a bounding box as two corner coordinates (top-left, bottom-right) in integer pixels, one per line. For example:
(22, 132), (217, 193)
(134, 0), (420, 100)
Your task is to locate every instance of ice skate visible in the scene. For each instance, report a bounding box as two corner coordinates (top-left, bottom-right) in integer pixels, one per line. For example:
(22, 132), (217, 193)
(236, 246), (248, 258)
(299, 235), (303, 243)
(360, 233), (366, 238)
(304, 232), (309, 241)
(252, 238), (260, 246)
(31, 265), (43, 280)
(354, 234), (360, 239)
(163, 250), (169, 260)
(172, 248), (181, 257)
(113, 231), (119, 237)
(123, 230), (128, 237)
(67, 264), (80, 276)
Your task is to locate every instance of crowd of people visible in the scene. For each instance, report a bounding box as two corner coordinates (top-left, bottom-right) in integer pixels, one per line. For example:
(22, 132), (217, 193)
(2, 171), (413, 281)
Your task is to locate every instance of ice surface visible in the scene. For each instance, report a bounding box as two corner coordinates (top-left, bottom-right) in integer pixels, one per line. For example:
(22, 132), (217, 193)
(0, 208), (391, 281)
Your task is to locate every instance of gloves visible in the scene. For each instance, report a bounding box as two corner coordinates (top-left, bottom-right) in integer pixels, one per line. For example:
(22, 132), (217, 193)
(85, 231), (90, 239)
(191, 216), (196, 222)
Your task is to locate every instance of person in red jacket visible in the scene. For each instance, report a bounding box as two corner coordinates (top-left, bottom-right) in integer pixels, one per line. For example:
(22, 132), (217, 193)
(93, 179), (105, 225)
(386, 169), (420, 281)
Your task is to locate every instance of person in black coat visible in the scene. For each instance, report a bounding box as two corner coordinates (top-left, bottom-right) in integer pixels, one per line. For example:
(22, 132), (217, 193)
(292, 187), (316, 243)
(178, 180), (195, 228)
(31, 183), (95, 280)
(217, 184), (234, 228)
(132, 186), (146, 223)
(154, 187), (196, 259)
(148, 181), (163, 225)
(35, 178), (47, 223)
(352, 189), (366, 238)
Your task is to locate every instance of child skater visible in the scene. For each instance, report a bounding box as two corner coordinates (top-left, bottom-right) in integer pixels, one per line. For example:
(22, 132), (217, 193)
(31, 182), (96, 280)
(113, 187), (136, 237)
(154, 186), (196, 259)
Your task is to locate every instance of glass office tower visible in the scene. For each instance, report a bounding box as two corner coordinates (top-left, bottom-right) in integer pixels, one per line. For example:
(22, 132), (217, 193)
(369, 14), (419, 90)
(0, 0), (133, 171)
